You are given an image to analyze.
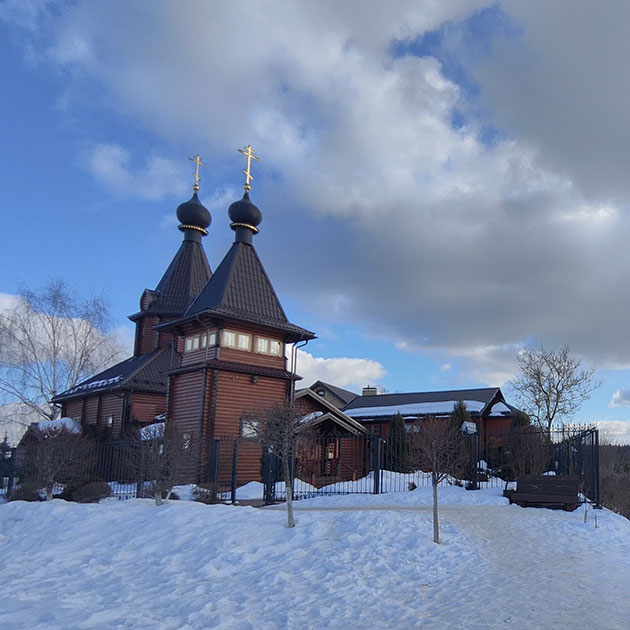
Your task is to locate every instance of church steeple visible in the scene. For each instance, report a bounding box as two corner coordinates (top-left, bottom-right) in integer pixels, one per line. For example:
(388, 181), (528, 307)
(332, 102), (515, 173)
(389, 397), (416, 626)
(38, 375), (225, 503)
(229, 145), (262, 245)
(129, 155), (212, 356)
(176, 154), (212, 242)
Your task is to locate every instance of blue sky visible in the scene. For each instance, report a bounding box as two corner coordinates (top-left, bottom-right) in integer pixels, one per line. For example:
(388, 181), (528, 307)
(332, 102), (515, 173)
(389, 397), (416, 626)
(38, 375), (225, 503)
(3, 1), (630, 441)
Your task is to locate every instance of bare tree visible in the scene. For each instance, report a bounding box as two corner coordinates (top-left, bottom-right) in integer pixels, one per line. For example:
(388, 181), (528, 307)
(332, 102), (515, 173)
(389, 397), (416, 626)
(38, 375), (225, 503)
(126, 422), (188, 506)
(242, 400), (316, 528)
(413, 416), (469, 544)
(503, 426), (551, 478)
(19, 423), (96, 500)
(0, 279), (124, 425)
(510, 345), (600, 434)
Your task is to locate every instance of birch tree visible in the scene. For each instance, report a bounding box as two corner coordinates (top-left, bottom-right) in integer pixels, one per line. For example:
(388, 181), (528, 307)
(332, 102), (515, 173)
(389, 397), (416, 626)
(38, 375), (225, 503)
(0, 279), (124, 425)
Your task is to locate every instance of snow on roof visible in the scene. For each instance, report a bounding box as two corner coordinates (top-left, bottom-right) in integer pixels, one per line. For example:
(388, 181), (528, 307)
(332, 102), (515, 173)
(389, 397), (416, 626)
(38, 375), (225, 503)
(63, 375), (123, 396)
(36, 417), (82, 435)
(140, 422), (165, 441)
(344, 400), (486, 419)
(301, 411), (324, 423)
(488, 402), (512, 416)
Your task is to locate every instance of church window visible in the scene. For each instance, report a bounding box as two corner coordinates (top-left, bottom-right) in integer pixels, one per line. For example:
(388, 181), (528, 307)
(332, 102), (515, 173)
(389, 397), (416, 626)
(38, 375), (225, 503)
(222, 331), (237, 347)
(184, 334), (204, 352)
(237, 333), (251, 351)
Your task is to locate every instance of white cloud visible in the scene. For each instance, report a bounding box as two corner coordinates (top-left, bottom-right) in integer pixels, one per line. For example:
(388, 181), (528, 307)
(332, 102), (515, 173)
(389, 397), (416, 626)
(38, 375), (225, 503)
(84, 143), (188, 201)
(596, 420), (630, 445)
(294, 348), (386, 391)
(13, 1), (630, 380)
(609, 388), (630, 408)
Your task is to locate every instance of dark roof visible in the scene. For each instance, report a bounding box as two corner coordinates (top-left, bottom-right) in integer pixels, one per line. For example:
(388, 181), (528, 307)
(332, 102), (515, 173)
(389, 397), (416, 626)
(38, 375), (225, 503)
(343, 387), (505, 418)
(309, 380), (358, 406)
(130, 238), (211, 319)
(52, 347), (170, 402)
(162, 242), (315, 342)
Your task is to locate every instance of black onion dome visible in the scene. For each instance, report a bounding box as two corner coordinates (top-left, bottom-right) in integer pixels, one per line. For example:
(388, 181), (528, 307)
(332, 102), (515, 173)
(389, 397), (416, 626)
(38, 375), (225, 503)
(177, 192), (211, 234)
(228, 192), (262, 232)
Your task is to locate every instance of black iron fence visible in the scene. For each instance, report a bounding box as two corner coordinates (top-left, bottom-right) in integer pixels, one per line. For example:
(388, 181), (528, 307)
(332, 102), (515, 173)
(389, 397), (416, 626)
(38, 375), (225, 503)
(1, 425), (600, 506)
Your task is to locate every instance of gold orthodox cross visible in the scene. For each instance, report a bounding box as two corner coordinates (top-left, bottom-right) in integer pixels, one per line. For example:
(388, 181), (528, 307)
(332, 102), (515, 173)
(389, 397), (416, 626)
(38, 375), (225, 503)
(237, 145), (260, 192)
(188, 154), (206, 191)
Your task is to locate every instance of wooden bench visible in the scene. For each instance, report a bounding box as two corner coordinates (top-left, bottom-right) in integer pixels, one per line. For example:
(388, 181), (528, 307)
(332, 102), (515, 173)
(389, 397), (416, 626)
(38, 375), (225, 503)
(505, 475), (579, 511)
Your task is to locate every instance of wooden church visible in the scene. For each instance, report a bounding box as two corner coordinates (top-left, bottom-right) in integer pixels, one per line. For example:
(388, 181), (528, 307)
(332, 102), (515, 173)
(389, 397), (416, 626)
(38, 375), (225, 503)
(53, 148), (317, 483)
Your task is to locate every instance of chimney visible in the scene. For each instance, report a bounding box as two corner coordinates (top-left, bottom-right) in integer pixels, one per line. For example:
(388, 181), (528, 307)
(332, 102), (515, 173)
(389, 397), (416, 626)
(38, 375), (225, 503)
(362, 386), (378, 396)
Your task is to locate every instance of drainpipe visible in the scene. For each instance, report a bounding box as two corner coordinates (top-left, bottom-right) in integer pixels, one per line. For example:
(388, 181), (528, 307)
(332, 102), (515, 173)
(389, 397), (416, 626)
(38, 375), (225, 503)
(289, 336), (309, 407)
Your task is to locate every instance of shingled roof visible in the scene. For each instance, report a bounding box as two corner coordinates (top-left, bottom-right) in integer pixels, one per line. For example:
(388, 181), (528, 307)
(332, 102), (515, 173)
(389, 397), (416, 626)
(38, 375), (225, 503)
(164, 241), (315, 341)
(343, 387), (509, 419)
(51, 347), (170, 402)
(129, 238), (211, 319)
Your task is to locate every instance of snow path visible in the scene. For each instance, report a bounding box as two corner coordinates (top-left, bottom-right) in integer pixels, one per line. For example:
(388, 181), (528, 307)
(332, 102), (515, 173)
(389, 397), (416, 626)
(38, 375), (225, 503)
(283, 504), (630, 629)
(1, 494), (629, 629)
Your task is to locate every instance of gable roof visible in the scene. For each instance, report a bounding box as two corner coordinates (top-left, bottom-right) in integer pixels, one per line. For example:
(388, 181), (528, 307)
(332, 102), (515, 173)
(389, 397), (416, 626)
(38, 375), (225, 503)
(129, 238), (211, 319)
(295, 389), (366, 435)
(308, 380), (358, 406)
(343, 387), (507, 419)
(51, 347), (170, 402)
(161, 242), (315, 342)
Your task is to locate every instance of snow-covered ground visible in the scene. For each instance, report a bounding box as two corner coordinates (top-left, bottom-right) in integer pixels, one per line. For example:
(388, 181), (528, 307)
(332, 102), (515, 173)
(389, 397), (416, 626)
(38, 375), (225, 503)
(1, 486), (629, 629)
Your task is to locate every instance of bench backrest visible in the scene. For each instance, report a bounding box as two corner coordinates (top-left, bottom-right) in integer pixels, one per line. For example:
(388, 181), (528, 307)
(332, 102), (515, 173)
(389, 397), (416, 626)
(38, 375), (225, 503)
(516, 475), (579, 496)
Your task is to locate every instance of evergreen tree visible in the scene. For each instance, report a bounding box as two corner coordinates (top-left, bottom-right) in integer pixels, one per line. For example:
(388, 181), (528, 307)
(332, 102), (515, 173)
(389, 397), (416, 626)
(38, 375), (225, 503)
(385, 413), (411, 472)
(451, 400), (472, 431)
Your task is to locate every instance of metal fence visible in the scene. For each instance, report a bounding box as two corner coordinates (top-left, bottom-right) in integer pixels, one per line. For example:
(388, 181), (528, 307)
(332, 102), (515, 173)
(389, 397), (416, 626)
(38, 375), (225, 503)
(1, 425), (600, 506)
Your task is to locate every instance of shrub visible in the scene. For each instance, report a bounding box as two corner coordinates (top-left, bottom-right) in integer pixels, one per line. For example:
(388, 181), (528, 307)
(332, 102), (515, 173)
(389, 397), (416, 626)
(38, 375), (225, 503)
(8, 481), (44, 502)
(193, 483), (219, 505)
(72, 481), (112, 503)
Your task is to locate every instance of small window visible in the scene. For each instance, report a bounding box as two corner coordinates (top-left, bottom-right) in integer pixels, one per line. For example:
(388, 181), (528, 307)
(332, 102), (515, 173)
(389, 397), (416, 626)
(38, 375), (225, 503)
(208, 332), (217, 347)
(192, 336), (200, 351)
(256, 337), (269, 354)
(222, 331), (236, 347)
(269, 340), (282, 355)
(200, 333), (207, 348)
(317, 389), (325, 396)
(106, 415), (114, 429)
(241, 419), (260, 438)
(185, 337), (194, 352)
(237, 333), (251, 351)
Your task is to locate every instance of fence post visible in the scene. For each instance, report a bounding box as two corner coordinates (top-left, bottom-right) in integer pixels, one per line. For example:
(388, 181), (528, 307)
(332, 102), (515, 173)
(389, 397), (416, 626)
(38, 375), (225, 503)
(207, 439), (220, 484)
(373, 438), (381, 494)
(230, 439), (239, 504)
(469, 433), (479, 490)
(7, 447), (16, 495)
(594, 429), (601, 509)
(262, 451), (277, 505)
